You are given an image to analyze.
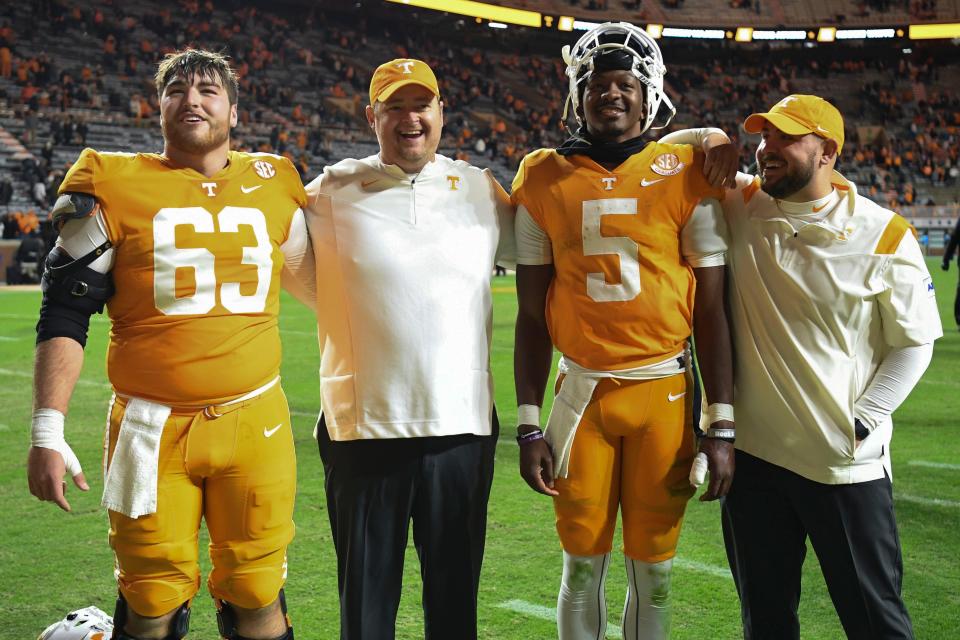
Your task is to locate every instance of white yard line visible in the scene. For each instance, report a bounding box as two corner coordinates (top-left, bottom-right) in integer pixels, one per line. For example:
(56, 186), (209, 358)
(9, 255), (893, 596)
(1, 313), (313, 333)
(0, 336), (21, 341)
(897, 493), (960, 509)
(907, 460), (960, 471)
(674, 557), (733, 579)
(0, 285), (40, 292)
(496, 599), (554, 622)
(918, 378), (960, 388)
(2, 363), (318, 412)
(0, 367), (110, 388)
(0, 312), (108, 323)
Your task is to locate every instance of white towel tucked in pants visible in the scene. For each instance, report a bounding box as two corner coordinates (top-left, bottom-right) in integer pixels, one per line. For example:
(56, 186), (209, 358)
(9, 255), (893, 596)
(101, 397), (171, 519)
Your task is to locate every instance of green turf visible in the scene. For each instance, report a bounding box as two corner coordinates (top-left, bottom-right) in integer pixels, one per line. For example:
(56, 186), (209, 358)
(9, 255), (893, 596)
(2, 260), (958, 638)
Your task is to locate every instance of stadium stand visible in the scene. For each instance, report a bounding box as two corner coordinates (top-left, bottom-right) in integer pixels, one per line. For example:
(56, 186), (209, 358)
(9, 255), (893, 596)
(504, 0), (958, 26)
(0, 0), (958, 273)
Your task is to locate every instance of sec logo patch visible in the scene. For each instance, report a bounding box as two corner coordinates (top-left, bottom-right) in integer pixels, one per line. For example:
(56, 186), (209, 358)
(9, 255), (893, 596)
(254, 160), (276, 179)
(651, 153), (684, 176)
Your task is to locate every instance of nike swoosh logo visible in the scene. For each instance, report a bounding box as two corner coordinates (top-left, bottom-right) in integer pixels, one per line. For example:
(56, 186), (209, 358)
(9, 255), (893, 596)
(263, 423), (283, 438)
(641, 178), (665, 187)
(812, 203), (828, 212)
(241, 185), (262, 194)
(668, 391), (686, 402)
(361, 179), (379, 188)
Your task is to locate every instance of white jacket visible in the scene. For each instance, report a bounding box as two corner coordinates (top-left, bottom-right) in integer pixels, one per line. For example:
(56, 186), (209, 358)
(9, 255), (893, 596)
(724, 171), (941, 484)
(305, 154), (515, 440)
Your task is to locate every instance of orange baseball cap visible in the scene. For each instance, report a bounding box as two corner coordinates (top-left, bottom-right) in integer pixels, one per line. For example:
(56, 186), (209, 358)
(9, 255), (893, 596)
(744, 94), (844, 154)
(368, 58), (439, 105)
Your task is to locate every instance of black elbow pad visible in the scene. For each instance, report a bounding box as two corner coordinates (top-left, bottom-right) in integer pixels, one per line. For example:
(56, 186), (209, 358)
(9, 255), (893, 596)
(36, 245), (115, 346)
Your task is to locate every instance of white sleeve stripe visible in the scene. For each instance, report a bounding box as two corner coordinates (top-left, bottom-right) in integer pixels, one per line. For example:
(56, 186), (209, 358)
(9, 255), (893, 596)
(280, 208), (309, 264)
(680, 199), (728, 265)
(515, 204), (553, 265)
(280, 208), (316, 305)
(658, 127), (726, 147)
(57, 210), (114, 273)
(686, 252), (726, 268)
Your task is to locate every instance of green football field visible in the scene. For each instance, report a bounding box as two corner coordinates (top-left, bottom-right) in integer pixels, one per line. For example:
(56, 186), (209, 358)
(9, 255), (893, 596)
(1, 261), (958, 639)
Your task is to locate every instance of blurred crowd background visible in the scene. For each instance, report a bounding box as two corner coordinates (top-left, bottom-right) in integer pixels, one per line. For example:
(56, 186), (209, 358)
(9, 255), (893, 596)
(1, 0), (958, 281)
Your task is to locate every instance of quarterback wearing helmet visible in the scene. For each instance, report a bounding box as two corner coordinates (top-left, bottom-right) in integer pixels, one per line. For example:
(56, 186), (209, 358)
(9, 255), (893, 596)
(26, 49), (313, 640)
(561, 21), (675, 138)
(513, 22), (736, 640)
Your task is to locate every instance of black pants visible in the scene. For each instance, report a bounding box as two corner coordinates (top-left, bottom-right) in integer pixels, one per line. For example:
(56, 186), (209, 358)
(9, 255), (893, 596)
(317, 412), (498, 640)
(722, 450), (914, 640)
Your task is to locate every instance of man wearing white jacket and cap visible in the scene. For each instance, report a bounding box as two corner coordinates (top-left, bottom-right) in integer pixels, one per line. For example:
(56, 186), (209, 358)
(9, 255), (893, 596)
(666, 95), (942, 639)
(304, 58), (514, 640)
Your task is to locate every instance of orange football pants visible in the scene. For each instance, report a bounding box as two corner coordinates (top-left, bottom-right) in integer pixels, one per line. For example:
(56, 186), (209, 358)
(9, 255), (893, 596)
(106, 383), (296, 617)
(552, 373), (697, 562)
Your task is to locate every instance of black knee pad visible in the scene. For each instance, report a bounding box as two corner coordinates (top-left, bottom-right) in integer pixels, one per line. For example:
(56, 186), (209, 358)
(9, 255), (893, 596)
(112, 593), (190, 640)
(216, 589), (293, 640)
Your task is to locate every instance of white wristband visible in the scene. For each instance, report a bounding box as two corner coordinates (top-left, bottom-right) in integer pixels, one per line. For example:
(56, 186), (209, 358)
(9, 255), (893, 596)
(31, 408), (65, 447)
(706, 402), (734, 425)
(31, 408), (83, 476)
(517, 404), (540, 428)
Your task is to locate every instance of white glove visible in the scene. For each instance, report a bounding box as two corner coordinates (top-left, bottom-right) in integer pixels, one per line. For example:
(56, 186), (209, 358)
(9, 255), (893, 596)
(689, 451), (708, 488)
(31, 408), (83, 477)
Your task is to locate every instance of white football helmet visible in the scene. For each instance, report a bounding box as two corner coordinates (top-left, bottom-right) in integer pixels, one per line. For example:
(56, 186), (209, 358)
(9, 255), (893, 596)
(562, 21), (676, 135)
(38, 606), (113, 640)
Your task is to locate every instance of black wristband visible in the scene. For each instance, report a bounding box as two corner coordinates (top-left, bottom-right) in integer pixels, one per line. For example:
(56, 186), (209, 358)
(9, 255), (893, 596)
(705, 426), (735, 443)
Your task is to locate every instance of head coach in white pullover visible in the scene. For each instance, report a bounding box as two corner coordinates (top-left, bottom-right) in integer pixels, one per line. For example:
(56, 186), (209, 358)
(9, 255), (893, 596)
(303, 59), (514, 640)
(665, 95), (942, 639)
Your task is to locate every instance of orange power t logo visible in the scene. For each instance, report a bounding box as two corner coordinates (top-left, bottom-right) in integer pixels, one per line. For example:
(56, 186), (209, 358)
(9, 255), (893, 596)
(447, 175), (460, 191)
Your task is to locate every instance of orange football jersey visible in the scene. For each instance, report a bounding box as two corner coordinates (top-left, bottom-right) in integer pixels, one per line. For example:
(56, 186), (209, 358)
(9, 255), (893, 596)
(512, 143), (722, 370)
(60, 149), (307, 406)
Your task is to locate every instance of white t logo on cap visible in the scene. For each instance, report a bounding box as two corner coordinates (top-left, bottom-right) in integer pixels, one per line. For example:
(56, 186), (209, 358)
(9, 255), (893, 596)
(777, 96), (798, 108)
(396, 61), (415, 74)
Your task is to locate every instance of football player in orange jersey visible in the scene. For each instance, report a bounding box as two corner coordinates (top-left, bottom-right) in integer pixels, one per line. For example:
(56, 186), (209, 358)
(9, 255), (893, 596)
(512, 23), (736, 639)
(26, 49), (313, 640)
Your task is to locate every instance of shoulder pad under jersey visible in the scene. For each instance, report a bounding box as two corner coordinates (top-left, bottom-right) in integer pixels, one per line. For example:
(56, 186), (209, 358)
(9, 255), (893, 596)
(50, 193), (98, 228)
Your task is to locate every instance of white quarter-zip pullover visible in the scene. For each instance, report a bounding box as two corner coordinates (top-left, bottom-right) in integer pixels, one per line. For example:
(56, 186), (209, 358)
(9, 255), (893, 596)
(724, 171), (942, 484)
(305, 154), (515, 440)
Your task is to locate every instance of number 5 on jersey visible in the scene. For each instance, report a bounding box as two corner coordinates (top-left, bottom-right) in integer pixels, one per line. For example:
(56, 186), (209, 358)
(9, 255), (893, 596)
(582, 198), (641, 303)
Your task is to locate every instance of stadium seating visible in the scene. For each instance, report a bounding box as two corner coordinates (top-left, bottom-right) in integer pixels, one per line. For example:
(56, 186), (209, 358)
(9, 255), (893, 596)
(0, 0), (957, 244)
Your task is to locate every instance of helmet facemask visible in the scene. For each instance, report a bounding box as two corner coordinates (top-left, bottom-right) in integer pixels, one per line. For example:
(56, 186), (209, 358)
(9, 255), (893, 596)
(562, 22), (676, 137)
